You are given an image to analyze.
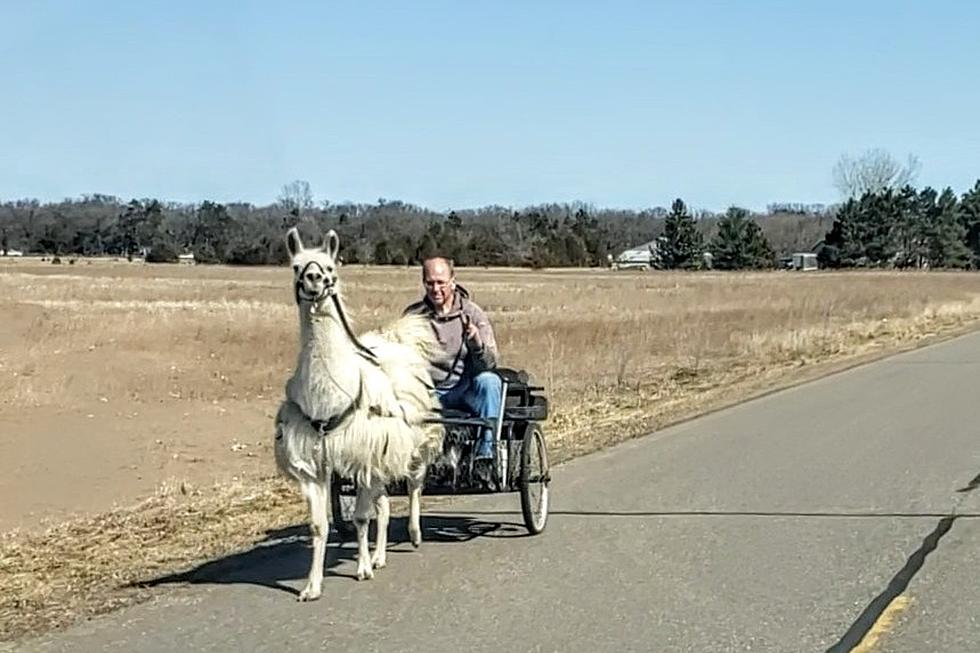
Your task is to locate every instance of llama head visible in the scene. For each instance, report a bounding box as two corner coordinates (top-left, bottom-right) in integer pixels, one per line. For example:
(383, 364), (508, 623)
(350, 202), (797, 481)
(286, 227), (341, 304)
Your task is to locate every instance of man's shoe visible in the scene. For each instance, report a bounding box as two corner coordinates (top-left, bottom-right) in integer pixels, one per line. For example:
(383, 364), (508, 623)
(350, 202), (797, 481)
(472, 457), (495, 490)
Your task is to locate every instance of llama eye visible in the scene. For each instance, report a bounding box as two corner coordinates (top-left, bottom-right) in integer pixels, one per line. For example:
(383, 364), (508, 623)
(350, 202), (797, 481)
(292, 265), (299, 273)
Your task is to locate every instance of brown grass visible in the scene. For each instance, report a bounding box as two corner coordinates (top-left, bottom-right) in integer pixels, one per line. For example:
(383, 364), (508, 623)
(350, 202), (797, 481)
(4, 259), (980, 641)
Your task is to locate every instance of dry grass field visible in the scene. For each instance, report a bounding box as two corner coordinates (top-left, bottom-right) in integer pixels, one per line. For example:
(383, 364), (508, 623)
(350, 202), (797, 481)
(4, 257), (980, 640)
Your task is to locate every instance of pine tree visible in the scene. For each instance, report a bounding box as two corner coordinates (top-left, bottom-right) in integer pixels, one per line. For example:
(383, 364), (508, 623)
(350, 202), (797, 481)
(892, 185), (927, 268)
(958, 180), (980, 267)
(819, 199), (856, 268)
(862, 189), (902, 265)
(659, 198), (704, 269)
(821, 190), (905, 268)
(924, 187), (970, 268)
(709, 207), (775, 270)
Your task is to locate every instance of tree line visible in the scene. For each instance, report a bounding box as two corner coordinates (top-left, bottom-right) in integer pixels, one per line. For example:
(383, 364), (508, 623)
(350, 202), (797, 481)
(817, 183), (980, 269)
(2, 177), (977, 270)
(0, 189), (830, 269)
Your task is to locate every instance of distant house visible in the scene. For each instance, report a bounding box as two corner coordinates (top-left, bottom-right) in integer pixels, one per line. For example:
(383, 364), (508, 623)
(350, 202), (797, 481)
(1, 248), (23, 257)
(177, 252), (195, 265)
(790, 252), (818, 271)
(612, 239), (659, 269)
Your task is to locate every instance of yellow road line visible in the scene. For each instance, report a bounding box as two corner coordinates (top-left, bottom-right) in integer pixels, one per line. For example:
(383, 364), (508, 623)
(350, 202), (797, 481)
(850, 595), (913, 653)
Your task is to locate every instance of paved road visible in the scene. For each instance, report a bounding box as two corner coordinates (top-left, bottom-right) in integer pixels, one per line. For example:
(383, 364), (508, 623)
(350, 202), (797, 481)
(13, 332), (980, 652)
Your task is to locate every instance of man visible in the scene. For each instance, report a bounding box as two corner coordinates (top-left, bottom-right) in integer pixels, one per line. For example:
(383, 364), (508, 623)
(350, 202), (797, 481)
(404, 256), (501, 468)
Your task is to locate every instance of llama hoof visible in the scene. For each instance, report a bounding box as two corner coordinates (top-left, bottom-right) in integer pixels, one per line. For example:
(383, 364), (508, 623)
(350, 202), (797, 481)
(298, 585), (322, 602)
(409, 528), (422, 548)
(371, 554), (387, 569)
(356, 566), (375, 581)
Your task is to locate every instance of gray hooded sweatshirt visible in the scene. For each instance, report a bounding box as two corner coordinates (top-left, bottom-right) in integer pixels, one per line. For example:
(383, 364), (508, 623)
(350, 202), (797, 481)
(403, 285), (498, 390)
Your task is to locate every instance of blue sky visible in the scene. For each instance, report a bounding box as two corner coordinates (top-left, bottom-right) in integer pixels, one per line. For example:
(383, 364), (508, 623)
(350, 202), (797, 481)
(2, 1), (978, 212)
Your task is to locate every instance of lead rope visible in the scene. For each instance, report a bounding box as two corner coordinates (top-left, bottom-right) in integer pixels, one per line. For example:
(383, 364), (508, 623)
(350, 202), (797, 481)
(327, 292), (380, 366)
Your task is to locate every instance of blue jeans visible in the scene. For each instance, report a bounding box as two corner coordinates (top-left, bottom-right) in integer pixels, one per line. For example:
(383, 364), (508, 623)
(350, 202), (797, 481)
(436, 371), (502, 459)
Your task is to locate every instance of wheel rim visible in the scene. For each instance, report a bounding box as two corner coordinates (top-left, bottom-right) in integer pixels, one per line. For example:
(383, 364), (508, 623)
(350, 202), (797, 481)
(336, 493), (356, 525)
(525, 429), (549, 530)
(331, 476), (357, 536)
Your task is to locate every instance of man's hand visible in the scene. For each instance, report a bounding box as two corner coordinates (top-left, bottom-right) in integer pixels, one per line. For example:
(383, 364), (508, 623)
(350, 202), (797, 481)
(462, 314), (482, 348)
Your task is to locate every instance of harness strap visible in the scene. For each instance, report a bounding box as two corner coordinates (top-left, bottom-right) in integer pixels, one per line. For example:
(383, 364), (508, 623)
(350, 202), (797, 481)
(310, 382), (364, 437)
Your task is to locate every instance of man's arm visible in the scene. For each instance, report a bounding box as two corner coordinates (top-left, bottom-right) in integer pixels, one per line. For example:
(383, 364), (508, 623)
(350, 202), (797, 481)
(465, 304), (497, 370)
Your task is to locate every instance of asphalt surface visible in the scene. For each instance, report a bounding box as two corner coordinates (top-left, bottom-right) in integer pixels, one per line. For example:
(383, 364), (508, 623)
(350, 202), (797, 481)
(12, 331), (980, 653)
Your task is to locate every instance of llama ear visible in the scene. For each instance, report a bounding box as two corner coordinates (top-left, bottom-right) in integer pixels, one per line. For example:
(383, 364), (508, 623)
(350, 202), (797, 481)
(285, 227), (303, 258)
(323, 229), (340, 259)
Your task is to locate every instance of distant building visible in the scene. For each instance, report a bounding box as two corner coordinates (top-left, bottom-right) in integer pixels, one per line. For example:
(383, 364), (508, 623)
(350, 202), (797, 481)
(612, 239), (659, 269)
(177, 253), (195, 264)
(1, 249), (23, 257)
(790, 252), (818, 271)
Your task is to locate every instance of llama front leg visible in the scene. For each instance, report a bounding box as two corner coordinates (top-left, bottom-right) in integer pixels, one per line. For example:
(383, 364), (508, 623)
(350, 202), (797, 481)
(353, 486), (375, 581)
(299, 480), (329, 601)
(370, 493), (389, 570)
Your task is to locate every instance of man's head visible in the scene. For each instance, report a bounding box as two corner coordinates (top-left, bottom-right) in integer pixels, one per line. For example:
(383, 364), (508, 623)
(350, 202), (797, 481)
(422, 256), (456, 312)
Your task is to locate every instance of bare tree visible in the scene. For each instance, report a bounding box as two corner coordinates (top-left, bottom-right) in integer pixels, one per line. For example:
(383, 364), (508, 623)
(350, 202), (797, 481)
(832, 148), (921, 199)
(277, 179), (315, 215)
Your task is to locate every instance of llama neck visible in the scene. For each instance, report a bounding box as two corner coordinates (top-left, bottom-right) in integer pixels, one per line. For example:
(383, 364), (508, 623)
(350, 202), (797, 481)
(289, 298), (362, 420)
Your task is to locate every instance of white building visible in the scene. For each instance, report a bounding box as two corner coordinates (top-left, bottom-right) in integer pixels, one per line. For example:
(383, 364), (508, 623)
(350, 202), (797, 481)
(612, 239), (659, 269)
(791, 252), (818, 271)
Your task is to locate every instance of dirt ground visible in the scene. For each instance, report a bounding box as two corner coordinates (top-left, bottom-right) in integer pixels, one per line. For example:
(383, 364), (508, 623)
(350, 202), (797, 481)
(0, 270), (279, 532)
(0, 400), (274, 532)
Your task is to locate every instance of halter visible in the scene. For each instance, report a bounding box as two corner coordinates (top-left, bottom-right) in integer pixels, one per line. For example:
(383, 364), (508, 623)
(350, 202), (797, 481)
(293, 259), (380, 366)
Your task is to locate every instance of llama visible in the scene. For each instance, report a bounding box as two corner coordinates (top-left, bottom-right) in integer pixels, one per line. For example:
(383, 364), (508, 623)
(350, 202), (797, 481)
(273, 227), (443, 601)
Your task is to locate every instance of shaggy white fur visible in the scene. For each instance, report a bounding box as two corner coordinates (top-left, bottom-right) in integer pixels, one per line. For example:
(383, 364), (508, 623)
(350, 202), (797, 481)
(273, 227), (443, 600)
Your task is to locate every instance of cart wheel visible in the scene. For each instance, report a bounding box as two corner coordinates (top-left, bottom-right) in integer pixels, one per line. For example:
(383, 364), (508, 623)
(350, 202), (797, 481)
(330, 473), (357, 540)
(519, 424), (550, 534)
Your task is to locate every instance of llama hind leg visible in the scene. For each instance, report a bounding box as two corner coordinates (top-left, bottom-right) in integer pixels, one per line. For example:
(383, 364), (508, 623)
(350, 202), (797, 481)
(370, 493), (389, 570)
(353, 486), (376, 581)
(407, 471), (424, 548)
(298, 480), (328, 601)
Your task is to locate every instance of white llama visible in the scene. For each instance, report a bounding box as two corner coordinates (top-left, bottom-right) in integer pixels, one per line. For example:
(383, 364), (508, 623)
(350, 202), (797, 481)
(273, 227), (443, 601)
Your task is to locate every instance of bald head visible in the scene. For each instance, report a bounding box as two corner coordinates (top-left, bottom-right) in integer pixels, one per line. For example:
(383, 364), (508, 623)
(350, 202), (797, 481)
(422, 256), (454, 278)
(422, 256), (456, 313)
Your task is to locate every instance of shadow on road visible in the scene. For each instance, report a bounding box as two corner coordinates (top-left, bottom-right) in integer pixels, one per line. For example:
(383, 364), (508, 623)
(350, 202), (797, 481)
(456, 509), (980, 519)
(129, 513), (528, 598)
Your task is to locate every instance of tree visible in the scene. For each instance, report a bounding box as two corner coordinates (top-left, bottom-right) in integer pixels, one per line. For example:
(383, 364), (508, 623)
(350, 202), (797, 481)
(820, 190), (904, 268)
(922, 187), (969, 268)
(191, 201), (234, 263)
(415, 231), (439, 262)
(277, 180), (314, 216)
(819, 198), (864, 268)
(890, 185), (928, 268)
(709, 207), (775, 270)
(958, 180), (980, 266)
(832, 148), (921, 200)
(373, 239), (392, 265)
(659, 198), (704, 269)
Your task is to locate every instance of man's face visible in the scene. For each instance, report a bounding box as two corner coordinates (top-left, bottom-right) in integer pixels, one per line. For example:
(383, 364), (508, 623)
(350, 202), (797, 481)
(423, 259), (455, 309)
